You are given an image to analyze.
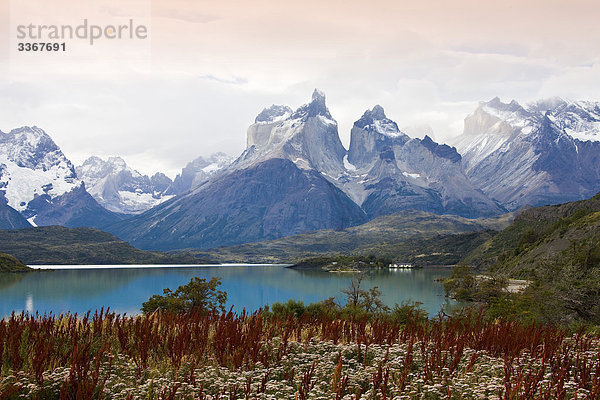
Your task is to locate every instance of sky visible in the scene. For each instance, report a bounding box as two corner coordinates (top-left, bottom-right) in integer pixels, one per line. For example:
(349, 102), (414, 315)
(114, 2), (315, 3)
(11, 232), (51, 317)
(1, 0), (599, 178)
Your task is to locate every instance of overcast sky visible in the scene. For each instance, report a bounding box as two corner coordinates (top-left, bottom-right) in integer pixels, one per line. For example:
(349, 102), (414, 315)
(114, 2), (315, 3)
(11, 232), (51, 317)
(1, 0), (599, 177)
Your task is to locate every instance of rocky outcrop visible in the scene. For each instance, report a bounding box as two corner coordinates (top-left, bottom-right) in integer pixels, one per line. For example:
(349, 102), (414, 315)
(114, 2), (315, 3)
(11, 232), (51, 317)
(76, 156), (175, 214)
(452, 98), (600, 210)
(107, 158), (366, 250)
(345, 106), (504, 218)
(171, 152), (233, 195)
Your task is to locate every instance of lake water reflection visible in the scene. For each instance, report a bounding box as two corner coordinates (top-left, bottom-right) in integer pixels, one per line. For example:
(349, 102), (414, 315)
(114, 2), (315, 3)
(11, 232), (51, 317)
(0, 265), (452, 317)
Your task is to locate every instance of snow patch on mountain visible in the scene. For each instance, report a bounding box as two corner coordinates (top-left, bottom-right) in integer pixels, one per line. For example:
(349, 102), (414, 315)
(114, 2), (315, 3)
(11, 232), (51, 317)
(343, 155), (356, 171)
(236, 89), (346, 176)
(117, 190), (172, 211)
(0, 126), (80, 212)
(76, 156), (175, 214)
(171, 152), (234, 194)
(453, 132), (513, 171)
(453, 97), (600, 210)
(402, 172), (420, 179)
(0, 158), (81, 212)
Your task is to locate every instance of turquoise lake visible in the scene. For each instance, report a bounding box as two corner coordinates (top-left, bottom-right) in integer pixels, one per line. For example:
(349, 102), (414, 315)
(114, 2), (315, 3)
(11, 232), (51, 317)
(0, 265), (453, 317)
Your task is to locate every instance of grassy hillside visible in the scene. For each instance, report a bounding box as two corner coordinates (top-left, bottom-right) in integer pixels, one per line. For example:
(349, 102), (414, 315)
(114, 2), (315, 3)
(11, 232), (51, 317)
(0, 252), (30, 272)
(464, 193), (600, 273)
(195, 210), (512, 264)
(0, 226), (210, 265)
(450, 192), (600, 324)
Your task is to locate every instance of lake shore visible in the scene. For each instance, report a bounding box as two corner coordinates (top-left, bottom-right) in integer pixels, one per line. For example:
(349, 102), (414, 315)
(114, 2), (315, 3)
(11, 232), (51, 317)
(27, 263), (290, 270)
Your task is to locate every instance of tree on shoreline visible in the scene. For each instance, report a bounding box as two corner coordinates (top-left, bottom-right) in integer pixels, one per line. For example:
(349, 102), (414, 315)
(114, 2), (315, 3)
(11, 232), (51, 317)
(141, 277), (227, 314)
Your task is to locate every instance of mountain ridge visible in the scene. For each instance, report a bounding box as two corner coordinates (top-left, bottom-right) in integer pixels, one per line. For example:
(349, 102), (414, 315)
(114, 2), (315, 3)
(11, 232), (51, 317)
(0, 225), (209, 265)
(192, 209), (513, 264)
(452, 97), (600, 210)
(346, 105), (503, 219)
(104, 90), (507, 250)
(106, 157), (367, 250)
(3, 93), (599, 254)
(0, 126), (123, 229)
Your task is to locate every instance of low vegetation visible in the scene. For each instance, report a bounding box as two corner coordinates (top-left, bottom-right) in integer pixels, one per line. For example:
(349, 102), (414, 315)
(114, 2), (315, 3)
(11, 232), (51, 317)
(196, 214), (500, 265)
(4, 303), (600, 399)
(291, 255), (395, 271)
(446, 192), (600, 325)
(0, 226), (209, 265)
(0, 253), (29, 273)
(263, 275), (429, 325)
(2, 195), (600, 398)
(464, 193), (600, 271)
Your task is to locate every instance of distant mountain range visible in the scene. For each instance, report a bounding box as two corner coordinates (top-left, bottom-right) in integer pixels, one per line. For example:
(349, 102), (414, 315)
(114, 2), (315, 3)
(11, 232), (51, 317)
(0, 126), (123, 229)
(451, 97), (600, 210)
(1, 91), (599, 251)
(0, 125), (234, 231)
(76, 153), (234, 214)
(105, 90), (504, 250)
(76, 156), (175, 214)
(345, 105), (502, 218)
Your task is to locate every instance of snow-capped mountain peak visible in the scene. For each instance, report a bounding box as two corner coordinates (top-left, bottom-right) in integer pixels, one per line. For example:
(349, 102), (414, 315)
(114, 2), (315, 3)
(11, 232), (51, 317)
(171, 152), (234, 194)
(106, 156), (129, 171)
(452, 97), (600, 211)
(464, 96), (600, 143)
(529, 96), (568, 112)
(239, 89), (345, 175)
(0, 126), (80, 213)
(77, 155), (135, 181)
(0, 126), (123, 229)
(475, 97), (534, 131)
(76, 156), (175, 214)
(530, 98), (600, 143)
(354, 105), (402, 137)
(452, 98), (538, 171)
(255, 105), (293, 124)
(290, 88), (334, 121)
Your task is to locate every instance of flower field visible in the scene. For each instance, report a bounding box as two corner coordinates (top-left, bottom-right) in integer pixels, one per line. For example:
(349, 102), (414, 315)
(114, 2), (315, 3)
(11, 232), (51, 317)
(1, 309), (600, 399)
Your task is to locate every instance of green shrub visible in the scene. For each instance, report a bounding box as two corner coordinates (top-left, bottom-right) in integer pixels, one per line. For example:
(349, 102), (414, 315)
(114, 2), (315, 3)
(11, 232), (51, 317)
(141, 277), (227, 314)
(390, 301), (428, 324)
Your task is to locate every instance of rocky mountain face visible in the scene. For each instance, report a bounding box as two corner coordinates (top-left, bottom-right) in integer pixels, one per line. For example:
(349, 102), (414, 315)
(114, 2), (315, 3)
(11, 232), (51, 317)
(77, 153), (233, 214)
(232, 89), (347, 177)
(452, 97), (600, 210)
(4, 94), (598, 253)
(106, 91), (367, 250)
(108, 158), (367, 250)
(76, 156), (176, 214)
(106, 90), (503, 250)
(0, 199), (31, 230)
(345, 106), (504, 218)
(0, 126), (122, 229)
(171, 152), (233, 195)
(236, 92), (501, 219)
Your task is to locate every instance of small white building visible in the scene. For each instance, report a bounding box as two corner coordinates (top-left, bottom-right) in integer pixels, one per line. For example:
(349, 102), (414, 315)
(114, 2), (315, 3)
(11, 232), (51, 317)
(389, 263), (413, 269)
